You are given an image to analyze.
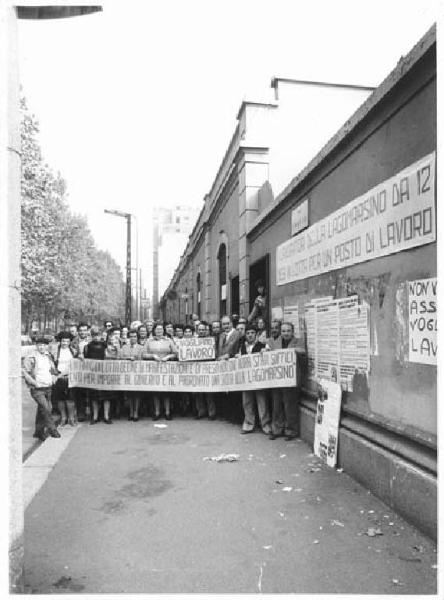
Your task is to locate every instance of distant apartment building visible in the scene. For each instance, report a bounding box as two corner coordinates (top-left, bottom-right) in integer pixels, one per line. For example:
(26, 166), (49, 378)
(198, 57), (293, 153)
(152, 205), (200, 318)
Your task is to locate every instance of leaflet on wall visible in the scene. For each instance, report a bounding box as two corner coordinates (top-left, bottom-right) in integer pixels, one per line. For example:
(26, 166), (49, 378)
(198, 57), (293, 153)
(271, 305), (284, 321)
(316, 300), (340, 381)
(283, 304), (300, 337)
(276, 153), (436, 285)
(314, 379), (342, 467)
(408, 277), (437, 365)
(338, 296), (371, 393)
(304, 296), (370, 392)
(304, 302), (317, 382)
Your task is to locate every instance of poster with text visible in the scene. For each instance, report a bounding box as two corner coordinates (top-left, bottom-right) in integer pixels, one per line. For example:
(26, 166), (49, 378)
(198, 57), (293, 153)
(408, 277), (437, 365)
(314, 379), (342, 467)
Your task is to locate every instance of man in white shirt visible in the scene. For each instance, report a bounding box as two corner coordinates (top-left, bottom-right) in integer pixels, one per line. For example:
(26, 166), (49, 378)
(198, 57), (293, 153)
(22, 337), (61, 441)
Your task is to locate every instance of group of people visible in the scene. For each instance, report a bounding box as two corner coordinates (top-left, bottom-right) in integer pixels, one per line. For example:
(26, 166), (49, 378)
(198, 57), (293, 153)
(23, 308), (305, 443)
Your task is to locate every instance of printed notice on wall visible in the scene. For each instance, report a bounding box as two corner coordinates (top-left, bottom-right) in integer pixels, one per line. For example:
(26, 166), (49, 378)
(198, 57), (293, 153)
(408, 277), (437, 365)
(304, 296), (370, 393)
(316, 300), (340, 381)
(283, 304), (300, 337)
(314, 379), (342, 467)
(276, 153), (436, 285)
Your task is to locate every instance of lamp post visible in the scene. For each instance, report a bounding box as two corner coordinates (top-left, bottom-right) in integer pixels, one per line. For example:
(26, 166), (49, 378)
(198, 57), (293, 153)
(104, 209), (132, 324)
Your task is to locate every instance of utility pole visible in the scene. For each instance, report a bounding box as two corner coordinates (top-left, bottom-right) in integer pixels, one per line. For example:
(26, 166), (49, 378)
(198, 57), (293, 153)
(104, 209), (132, 324)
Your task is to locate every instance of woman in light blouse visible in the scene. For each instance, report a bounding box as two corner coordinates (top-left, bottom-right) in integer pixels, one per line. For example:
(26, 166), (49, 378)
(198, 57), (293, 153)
(142, 323), (177, 420)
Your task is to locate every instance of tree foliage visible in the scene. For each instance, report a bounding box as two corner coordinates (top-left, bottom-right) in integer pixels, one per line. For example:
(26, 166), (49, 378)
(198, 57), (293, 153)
(20, 96), (125, 331)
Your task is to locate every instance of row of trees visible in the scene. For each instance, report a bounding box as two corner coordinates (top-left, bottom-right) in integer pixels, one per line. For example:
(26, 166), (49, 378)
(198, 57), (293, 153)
(21, 96), (125, 333)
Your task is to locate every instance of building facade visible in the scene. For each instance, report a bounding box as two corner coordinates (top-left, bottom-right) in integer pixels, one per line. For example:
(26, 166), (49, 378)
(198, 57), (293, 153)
(152, 204), (200, 319)
(161, 28), (437, 538)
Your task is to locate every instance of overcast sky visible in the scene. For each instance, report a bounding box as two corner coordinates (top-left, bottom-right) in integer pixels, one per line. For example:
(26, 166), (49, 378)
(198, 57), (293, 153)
(17, 0), (438, 288)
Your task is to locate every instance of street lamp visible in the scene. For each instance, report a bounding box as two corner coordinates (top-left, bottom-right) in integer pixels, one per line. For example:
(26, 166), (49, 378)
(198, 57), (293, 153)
(104, 208), (132, 324)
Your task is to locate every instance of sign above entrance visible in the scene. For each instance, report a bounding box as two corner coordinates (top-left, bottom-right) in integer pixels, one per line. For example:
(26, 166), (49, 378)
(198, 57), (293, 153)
(291, 199), (308, 237)
(276, 153), (436, 285)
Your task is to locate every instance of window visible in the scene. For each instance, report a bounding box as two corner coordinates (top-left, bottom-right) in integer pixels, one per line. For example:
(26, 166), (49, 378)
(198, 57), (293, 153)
(218, 244), (227, 317)
(196, 272), (201, 319)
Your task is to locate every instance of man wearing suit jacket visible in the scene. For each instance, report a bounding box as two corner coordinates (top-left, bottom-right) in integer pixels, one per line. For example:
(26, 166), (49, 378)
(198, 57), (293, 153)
(218, 315), (241, 360)
(238, 323), (271, 435)
(218, 315), (242, 422)
(268, 321), (305, 441)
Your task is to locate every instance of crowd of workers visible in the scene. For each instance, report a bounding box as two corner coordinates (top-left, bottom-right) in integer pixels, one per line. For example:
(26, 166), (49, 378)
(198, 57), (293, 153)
(23, 304), (304, 445)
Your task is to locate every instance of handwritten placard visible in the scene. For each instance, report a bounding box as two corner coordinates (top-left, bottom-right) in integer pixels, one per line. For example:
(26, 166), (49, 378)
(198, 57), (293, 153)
(176, 337), (216, 361)
(408, 277), (437, 365)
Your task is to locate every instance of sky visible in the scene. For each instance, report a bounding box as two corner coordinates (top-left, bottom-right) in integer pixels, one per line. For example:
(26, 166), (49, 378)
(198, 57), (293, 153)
(17, 0), (439, 295)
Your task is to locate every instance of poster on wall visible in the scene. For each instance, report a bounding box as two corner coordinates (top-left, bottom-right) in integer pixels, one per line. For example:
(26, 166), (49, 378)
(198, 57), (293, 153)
(314, 379), (342, 467)
(316, 300), (340, 381)
(338, 296), (371, 394)
(271, 305), (284, 321)
(276, 153), (436, 286)
(408, 277), (437, 365)
(283, 303), (300, 336)
(303, 295), (370, 393)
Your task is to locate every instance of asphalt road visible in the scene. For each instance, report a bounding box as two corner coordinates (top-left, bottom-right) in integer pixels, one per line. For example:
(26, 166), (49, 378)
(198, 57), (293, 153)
(23, 416), (437, 594)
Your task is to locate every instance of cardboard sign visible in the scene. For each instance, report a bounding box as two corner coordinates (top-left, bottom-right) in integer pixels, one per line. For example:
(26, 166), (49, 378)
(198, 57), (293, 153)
(176, 337), (216, 362)
(408, 277), (437, 365)
(314, 379), (342, 467)
(69, 349), (297, 393)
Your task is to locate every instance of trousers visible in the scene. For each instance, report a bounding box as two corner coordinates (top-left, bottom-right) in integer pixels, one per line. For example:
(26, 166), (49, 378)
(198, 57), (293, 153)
(271, 387), (299, 436)
(196, 393), (216, 418)
(242, 389), (271, 433)
(31, 387), (57, 434)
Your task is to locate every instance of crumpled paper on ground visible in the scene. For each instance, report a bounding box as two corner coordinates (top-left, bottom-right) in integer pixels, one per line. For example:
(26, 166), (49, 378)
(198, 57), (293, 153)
(203, 453), (240, 462)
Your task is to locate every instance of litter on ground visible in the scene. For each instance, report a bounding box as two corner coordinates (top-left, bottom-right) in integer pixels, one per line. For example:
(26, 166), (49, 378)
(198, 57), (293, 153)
(366, 527), (383, 537)
(203, 453), (240, 462)
(282, 486), (293, 492)
(154, 424), (168, 429)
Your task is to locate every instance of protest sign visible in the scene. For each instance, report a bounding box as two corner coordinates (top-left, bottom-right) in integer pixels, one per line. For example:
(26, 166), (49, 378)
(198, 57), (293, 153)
(314, 379), (342, 467)
(176, 337), (216, 361)
(408, 277), (437, 365)
(277, 153), (436, 285)
(69, 348), (297, 393)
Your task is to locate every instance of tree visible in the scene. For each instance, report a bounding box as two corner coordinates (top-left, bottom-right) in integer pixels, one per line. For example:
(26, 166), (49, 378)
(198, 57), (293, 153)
(20, 96), (125, 332)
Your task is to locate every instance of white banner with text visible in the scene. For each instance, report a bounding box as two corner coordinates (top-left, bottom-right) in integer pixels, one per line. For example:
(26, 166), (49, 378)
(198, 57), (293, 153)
(276, 153), (436, 285)
(68, 349), (297, 393)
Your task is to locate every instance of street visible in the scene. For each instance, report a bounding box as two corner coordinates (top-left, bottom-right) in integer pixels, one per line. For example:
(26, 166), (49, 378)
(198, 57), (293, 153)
(23, 416), (437, 594)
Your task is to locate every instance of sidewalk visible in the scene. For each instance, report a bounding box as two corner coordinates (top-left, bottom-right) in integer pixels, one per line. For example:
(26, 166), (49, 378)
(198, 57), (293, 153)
(23, 416), (438, 594)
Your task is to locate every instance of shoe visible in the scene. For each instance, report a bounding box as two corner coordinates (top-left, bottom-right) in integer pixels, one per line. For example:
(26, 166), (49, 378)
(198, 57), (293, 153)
(208, 415), (216, 421)
(128, 416), (133, 421)
(153, 414), (160, 421)
(285, 435), (297, 441)
(269, 433), (281, 440)
(104, 419), (113, 425)
(241, 429), (253, 434)
(36, 431), (48, 441)
(133, 417), (139, 422)
(165, 414), (172, 421)
(90, 419), (99, 425)
(194, 415), (203, 420)
(77, 417), (85, 422)
(50, 430), (61, 438)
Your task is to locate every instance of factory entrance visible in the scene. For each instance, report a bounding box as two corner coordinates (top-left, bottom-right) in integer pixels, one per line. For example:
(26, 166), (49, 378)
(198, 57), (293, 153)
(249, 254), (269, 325)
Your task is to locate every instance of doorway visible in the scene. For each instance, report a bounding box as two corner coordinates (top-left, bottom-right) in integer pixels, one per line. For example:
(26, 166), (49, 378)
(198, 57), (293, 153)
(249, 254), (269, 324)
